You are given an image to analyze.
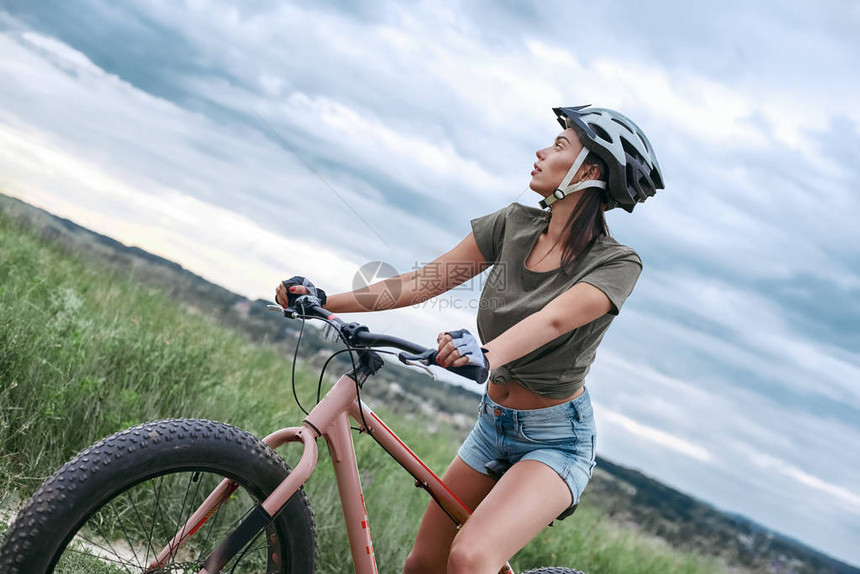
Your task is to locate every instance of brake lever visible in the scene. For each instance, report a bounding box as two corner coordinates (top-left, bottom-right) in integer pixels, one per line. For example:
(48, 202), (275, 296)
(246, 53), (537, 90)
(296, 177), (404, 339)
(398, 357), (437, 380)
(397, 349), (438, 380)
(266, 304), (299, 319)
(398, 349), (436, 364)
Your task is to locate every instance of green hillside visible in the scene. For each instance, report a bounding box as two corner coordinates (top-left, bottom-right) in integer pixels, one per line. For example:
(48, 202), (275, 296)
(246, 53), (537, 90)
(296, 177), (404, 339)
(3, 193), (856, 574)
(0, 206), (729, 574)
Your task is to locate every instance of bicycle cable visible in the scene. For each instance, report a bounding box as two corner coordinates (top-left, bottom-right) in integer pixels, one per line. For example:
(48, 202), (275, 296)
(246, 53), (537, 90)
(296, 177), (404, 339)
(289, 309), (445, 435)
(316, 346), (403, 399)
(315, 347), (406, 432)
(290, 316), (310, 416)
(290, 310), (369, 432)
(311, 313), (367, 432)
(317, 348), (355, 403)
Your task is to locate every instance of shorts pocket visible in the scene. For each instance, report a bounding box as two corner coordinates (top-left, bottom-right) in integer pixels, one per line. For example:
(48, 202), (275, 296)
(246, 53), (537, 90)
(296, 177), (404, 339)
(572, 422), (597, 477)
(518, 415), (577, 445)
(477, 395), (490, 419)
(586, 434), (596, 477)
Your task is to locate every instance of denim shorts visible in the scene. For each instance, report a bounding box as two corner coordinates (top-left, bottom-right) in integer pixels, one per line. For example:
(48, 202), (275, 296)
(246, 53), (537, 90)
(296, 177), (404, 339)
(457, 388), (597, 512)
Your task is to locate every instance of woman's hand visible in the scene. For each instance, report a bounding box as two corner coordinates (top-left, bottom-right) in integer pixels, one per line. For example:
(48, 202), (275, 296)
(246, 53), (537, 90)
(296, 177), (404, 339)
(436, 332), (456, 368)
(436, 329), (488, 369)
(275, 283), (307, 307)
(275, 276), (327, 308)
(436, 332), (468, 368)
(435, 328), (491, 385)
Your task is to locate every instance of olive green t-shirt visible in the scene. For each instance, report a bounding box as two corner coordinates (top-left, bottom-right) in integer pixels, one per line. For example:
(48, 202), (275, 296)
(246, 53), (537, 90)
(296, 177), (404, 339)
(471, 202), (642, 399)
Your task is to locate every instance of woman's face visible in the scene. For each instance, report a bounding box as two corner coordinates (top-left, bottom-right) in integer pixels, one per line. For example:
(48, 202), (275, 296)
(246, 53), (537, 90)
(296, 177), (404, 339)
(529, 128), (585, 194)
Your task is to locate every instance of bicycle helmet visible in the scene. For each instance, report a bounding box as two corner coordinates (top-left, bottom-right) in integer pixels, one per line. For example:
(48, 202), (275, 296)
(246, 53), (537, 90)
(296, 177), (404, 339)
(539, 105), (664, 213)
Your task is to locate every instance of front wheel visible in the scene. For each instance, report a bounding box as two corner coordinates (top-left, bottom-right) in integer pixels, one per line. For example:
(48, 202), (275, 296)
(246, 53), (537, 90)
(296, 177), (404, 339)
(0, 418), (317, 573)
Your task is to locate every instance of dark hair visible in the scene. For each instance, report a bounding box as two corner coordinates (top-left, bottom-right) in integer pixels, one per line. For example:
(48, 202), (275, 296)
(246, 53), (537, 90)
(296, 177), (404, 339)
(559, 152), (610, 275)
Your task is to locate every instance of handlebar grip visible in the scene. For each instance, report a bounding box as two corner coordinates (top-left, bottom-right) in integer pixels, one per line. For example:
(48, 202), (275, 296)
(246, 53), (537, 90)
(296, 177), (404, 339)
(445, 361), (489, 385)
(289, 301), (430, 354)
(399, 349), (488, 385)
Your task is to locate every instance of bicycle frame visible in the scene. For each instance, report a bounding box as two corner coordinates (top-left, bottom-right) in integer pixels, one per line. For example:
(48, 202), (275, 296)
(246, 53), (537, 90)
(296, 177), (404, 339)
(150, 370), (515, 574)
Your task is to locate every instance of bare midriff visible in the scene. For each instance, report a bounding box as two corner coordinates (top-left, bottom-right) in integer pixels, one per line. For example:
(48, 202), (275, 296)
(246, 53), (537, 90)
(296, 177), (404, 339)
(487, 380), (585, 410)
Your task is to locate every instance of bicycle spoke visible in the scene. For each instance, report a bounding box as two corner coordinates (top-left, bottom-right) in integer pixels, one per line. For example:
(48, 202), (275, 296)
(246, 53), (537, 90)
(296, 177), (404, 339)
(227, 533), (270, 574)
(91, 520), (135, 574)
(65, 545), (137, 571)
(194, 486), (232, 564)
(194, 494), (260, 568)
(108, 499), (143, 569)
(127, 485), (159, 567)
(241, 538), (268, 559)
(155, 474), (176, 552)
(64, 532), (134, 574)
(166, 470), (204, 564)
(146, 475), (166, 568)
(169, 472), (196, 562)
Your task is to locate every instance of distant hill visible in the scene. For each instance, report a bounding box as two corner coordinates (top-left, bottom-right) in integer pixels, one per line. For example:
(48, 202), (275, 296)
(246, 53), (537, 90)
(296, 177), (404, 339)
(2, 191), (857, 574)
(587, 458), (859, 574)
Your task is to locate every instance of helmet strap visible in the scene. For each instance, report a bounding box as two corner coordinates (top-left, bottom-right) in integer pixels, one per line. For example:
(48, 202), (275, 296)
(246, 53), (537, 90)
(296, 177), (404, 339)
(538, 148), (606, 209)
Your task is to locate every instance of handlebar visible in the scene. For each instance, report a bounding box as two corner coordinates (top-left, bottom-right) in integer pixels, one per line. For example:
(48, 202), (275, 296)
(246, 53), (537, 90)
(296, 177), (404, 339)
(267, 299), (488, 385)
(270, 301), (428, 354)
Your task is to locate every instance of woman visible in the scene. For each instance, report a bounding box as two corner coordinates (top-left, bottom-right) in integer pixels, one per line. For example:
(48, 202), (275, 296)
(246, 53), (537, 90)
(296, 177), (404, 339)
(276, 105), (663, 573)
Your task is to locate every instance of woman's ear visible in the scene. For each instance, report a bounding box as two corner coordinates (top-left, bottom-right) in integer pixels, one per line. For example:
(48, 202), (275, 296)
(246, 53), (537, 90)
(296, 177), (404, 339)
(577, 162), (602, 183)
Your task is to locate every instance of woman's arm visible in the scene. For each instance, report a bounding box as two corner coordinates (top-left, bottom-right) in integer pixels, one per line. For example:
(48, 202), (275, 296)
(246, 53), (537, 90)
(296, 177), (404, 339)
(438, 282), (612, 369)
(317, 232), (488, 313)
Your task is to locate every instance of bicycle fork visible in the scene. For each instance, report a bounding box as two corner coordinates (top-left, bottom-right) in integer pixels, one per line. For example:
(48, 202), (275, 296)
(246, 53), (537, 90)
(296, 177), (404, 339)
(147, 424), (319, 573)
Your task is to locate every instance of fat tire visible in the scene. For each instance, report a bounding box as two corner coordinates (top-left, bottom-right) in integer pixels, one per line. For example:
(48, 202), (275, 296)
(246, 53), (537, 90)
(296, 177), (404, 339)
(521, 568), (586, 574)
(0, 418), (317, 573)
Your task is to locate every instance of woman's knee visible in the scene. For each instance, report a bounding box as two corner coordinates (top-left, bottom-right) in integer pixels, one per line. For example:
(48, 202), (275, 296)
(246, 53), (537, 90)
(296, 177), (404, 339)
(446, 538), (495, 574)
(403, 549), (445, 574)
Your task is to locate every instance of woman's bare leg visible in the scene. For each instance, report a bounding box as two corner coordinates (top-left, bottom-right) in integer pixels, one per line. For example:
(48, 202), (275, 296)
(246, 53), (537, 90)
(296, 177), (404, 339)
(402, 456), (496, 573)
(447, 460), (573, 574)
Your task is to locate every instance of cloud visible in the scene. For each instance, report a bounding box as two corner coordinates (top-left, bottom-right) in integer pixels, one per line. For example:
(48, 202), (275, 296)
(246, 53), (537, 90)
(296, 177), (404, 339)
(596, 406), (714, 462)
(0, 118), (485, 361)
(738, 445), (860, 510)
(20, 30), (102, 74)
(627, 271), (860, 405)
(0, 28), (482, 265)
(588, 348), (860, 561)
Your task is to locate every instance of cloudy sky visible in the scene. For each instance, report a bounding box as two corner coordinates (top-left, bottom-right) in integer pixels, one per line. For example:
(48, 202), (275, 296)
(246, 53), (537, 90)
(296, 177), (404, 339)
(1, 0), (859, 566)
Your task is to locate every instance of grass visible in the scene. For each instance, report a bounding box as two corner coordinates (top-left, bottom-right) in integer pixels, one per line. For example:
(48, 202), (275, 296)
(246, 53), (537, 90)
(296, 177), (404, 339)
(0, 213), (726, 573)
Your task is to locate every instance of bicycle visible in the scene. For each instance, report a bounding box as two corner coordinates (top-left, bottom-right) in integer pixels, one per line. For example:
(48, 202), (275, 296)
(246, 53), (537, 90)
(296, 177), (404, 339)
(0, 296), (586, 574)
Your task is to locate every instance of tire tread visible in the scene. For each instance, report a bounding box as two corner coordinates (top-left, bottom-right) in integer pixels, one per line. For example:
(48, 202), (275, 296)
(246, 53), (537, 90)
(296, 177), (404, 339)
(0, 418), (317, 574)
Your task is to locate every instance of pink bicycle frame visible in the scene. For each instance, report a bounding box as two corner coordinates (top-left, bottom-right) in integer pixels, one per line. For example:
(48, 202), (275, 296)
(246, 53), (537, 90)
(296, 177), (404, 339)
(151, 371), (515, 574)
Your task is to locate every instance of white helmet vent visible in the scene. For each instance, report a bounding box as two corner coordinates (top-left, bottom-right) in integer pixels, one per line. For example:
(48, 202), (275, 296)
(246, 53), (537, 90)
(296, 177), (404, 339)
(589, 123), (613, 145)
(611, 117), (635, 136)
